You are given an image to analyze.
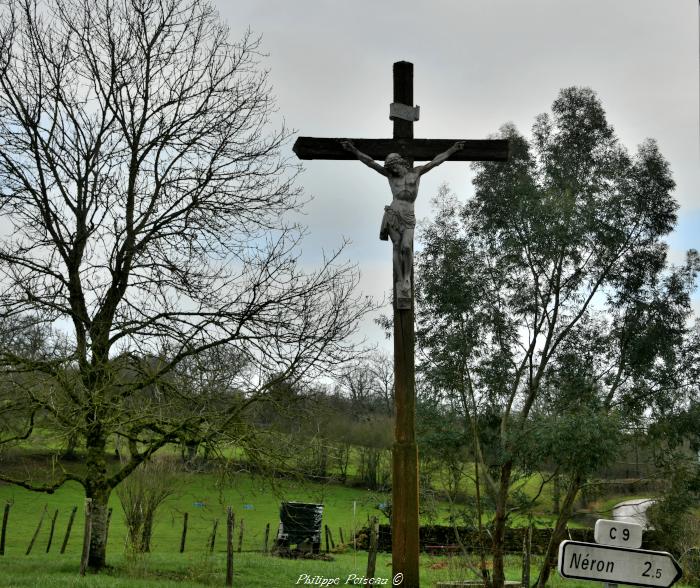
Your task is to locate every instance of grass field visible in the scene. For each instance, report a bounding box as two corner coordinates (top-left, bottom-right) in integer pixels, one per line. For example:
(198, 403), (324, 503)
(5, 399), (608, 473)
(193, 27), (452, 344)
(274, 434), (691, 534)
(0, 470), (695, 587)
(0, 460), (576, 557)
(0, 472), (393, 556)
(0, 549), (695, 587)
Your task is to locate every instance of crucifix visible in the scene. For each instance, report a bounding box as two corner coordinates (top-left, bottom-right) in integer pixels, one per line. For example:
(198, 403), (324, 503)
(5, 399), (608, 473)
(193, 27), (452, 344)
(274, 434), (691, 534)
(294, 61), (509, 587)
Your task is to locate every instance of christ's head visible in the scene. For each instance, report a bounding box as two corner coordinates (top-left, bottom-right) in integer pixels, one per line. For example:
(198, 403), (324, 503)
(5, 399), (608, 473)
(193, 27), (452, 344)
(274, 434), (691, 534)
(384, 153), (409, 175)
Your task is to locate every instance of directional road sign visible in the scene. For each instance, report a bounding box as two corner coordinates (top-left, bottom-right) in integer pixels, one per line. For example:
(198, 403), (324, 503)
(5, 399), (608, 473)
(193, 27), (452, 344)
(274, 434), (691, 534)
(595, 519), (643, 549)
(558, 540), (683, 587)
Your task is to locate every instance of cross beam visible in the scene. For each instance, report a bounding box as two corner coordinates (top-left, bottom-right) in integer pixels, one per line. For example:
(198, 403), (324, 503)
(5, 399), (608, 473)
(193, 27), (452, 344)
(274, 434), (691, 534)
(294, 61), (508, 588)
(293, 137), (509, 162)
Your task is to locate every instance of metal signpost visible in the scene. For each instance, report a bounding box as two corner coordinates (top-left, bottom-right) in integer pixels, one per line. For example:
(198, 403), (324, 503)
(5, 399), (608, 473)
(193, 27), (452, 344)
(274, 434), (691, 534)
(558, 520), (683, 588)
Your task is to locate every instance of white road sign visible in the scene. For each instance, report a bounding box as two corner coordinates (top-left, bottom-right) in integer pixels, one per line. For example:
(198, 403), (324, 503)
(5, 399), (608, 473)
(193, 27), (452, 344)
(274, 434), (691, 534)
(595, 519), (643, 548)
(558, 540), (683, 587)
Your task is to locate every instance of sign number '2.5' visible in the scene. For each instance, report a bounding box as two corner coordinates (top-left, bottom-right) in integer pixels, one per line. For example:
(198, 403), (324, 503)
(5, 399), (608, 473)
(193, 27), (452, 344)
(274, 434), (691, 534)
(643, 561), (663, 579)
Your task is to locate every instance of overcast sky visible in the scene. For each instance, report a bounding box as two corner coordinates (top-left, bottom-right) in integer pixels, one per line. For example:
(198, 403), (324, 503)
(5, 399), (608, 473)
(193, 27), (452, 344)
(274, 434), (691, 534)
(219, 0), (700, 349)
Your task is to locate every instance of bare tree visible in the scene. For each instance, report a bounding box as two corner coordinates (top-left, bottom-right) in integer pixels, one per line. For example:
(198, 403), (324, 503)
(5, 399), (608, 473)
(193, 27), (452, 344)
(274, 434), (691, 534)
(369, 352), (394, 415)
(338, 361), (377, 411)
(337, 354), (393, 414)
(0, 0), (370, 571)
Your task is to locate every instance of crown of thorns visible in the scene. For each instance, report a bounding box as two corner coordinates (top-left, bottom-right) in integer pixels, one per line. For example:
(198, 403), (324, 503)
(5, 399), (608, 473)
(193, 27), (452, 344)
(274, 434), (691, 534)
(384, 153), (406, 166)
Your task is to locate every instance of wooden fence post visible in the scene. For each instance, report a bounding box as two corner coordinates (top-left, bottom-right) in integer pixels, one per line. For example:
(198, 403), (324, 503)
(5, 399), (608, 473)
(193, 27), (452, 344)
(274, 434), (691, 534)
(79, 498), (93, 576)
(46, 509), (59, 553)
(60, 506), (77, 554)
(366, 516), (379, 579)
(263, 522), (270, 554)
(325, 524), (330, 553)
(208, 519), (218, 553)
(179, 512), (188, 553)
(226, 507), (234, 586)
(339, 527), (344, 545)
(26, 504), (47, 555)
(0, 502), (10, 555)
(327, 525), (335, 549)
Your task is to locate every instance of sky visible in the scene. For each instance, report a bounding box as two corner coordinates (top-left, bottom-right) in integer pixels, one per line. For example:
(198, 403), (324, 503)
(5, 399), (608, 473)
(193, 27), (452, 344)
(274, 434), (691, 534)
(218, 0), (700, 349)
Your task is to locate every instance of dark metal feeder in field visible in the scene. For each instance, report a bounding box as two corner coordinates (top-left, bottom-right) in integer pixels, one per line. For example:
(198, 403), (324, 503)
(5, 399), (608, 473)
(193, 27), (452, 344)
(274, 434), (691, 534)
(274, 502), (323, 556)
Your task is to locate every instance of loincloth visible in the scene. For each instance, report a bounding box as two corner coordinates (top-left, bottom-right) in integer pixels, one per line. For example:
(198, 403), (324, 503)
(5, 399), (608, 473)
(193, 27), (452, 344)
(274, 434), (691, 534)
(379, 204), (416, 241)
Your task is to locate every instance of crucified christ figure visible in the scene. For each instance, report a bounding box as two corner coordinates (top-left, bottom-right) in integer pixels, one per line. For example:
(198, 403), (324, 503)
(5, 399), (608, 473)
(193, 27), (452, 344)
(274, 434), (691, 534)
(341, 140), (464, 307)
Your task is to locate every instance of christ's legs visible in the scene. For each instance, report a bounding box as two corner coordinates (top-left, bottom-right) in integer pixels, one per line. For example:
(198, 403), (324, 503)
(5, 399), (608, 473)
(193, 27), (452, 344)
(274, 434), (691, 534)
(400, 228), (414, 292)
(388, 226), (409, 301)
(388, 226), (402, 287)
(389, 227), (413, 304)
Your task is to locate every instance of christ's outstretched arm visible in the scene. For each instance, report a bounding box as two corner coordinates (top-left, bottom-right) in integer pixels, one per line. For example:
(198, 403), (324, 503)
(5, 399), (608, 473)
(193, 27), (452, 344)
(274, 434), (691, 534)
(340, 141), (389, 176)
(415, 141), (465, 175)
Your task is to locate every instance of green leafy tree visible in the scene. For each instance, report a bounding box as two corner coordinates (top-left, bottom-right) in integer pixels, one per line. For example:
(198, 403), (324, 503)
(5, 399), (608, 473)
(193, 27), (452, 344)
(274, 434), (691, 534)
(416, 87), (698, 588)
(0, 0), (369, 572)
(645, 353), (700, 583)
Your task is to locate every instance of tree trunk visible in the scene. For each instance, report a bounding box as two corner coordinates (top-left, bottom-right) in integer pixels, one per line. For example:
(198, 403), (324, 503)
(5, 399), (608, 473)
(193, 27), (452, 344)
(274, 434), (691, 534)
(84, 429), (112, 571)
(491, 459), (513, 588)
(86, 486), (111, 570)
(183, 440), (198, 464)
(141, 510), (154, 553)
(63, 434), (79, 459)
(552, 473), (561, 515)
(364, 448), (379, 489)
(338, 444), (349, 482)
(535, 473), (582, 588)
(317, 442), (328, 478)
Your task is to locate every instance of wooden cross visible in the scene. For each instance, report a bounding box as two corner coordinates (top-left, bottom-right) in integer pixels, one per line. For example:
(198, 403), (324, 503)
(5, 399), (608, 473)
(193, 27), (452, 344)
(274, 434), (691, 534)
(294, 61), (509, 588)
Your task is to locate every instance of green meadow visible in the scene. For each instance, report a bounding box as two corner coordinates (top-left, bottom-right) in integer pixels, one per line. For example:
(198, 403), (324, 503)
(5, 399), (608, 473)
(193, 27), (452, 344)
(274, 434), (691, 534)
(0, 472), (387, 557)
(0, 470), (694, 587)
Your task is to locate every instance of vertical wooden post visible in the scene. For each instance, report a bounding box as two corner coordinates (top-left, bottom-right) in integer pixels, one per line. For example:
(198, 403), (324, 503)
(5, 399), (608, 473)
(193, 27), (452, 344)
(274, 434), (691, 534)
(179, 512), (188, 553)
(521, 523), (532, 588)
(226, 507), (234, 586)
(60, 506), (77, 554)
(353, 501), (357, 570)
(25, 504), (47, 555)
(0, 502), (10, 555)
(325, 524), (330, 553)
(366, 516), (380, 580)
(237, 518), (244, 553)
(105, 507), (113, 555)
(391, 60), (420, 588)
(46, 509), (59, 553)
(292, 59), (508, 588)
(326, 524), (335, 549)
(263, 522), (270, 554)
(79, 498), (93, 576)
(339, 527), (344, 545)
(209, 519), (218, 553)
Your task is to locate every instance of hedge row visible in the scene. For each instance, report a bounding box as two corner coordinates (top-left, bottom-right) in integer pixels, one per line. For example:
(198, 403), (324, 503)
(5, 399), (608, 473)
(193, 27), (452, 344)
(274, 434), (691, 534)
(353, 525), (668, 554)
